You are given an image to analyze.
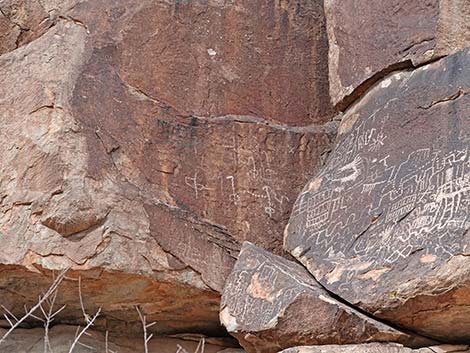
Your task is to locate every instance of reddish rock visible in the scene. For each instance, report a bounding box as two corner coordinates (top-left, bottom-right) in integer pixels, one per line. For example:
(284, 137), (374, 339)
(0, 266), (224, 336)
(220, 243), (432, 353)
(0, 0), (334, 336)
(285, 49), (470, 341)
(0, 0), (58, 55)
(0, 325), (241, 353)
(66, 0), (336, 257)
(0, 9), (19, 54)
(280, 344), (470, 353)
(72, 0), (334, 125)
(325, 0), (470, 107)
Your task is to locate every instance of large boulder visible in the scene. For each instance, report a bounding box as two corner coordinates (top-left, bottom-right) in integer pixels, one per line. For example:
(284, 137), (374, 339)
(280, 344), (470, 353)
(0, 0), (334, 336)
(220, 243), (431, 353)
(325, 0), (470, 107)
(285, 48), (470, 341)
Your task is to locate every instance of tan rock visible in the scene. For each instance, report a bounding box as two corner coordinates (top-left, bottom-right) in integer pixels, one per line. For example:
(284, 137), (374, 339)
(220, 243), (432, 353)
(280, 344), (470, 353)
(0, 0), (334, 336)
(325, 0), (470, 107)
(285, 48), (470, 341)
(0, 325), (241, 353)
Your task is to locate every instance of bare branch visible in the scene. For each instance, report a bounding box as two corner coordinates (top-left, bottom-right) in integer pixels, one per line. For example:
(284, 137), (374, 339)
(68, 308), (101, 353)
(104, 330), (118, 353)
(3, 314), (13, 327)
(136, 306), (155, 353)
(176, 344), (190, 353)
(2, 305), (19, 322)
(78, 277), (91, 323)
(50, 305), (66, 319)
(199, 338), (205, 353)
(0, 268), (69, 345)
(27, 270), (68, 353)
(105, 331), (109, 353)
(77, 341), (95, 350)
(188, 336), (205, 353)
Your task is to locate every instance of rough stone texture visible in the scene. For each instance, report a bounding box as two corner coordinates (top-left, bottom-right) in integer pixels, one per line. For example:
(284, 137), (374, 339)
(220, 243), (431, 353)
(325, 0), (470, 107)
(0, 0), (59, 55)
(68, 0), (335, 257)
(0, 267), (223, 335)
(285, 48), (470, 341)
(74, 0), (334, 126)
(280, 344), (470, 353)
(0, 325), (241, 353)
(0, 0), (334, 336)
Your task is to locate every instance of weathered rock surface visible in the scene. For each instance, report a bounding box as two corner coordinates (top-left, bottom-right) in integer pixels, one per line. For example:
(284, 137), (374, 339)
(285, 48), (470, 341)
(0, 325), (241, 353)
(68, 0), (335, 258)
(0, 0), (334, 336)
(280, 344), (470, 353)
(0, 0), (59, 55)
(325, 0), (470, 107)
(220, 243), (431, 353)
(73, 0), (334, 126)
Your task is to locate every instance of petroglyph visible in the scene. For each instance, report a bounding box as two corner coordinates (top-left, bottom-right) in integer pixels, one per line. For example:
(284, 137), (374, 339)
(221, 243), (313, 330)
(221, 243), (432, 353)
(185, 171), (213, 199)
(184, 152), (291, 219)
(291, 121), (470, 268)
(285, 51), (470, 331)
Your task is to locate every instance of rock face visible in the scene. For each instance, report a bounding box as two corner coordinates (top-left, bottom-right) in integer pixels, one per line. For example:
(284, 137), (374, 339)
(0, 325), (241, 353)
(68, 0), (335, 259)
(285, 48), (470, 341)
(4, 0), (470, 352)
(220, 243), (431, 353)
(0, 0), (58, 55)
(280, 344), (470, 353)
(0, 0), (334, 337)
(325, 0), (470, 107)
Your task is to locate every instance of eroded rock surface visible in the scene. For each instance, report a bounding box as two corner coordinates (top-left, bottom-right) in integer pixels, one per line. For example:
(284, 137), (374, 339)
(285, 48), (470, 341)
(0, 325), (241, 353)
(280, 344), (470, 353)
(325, 0), (470, 107)
(220, 243), (431, 353)
(0, 0), (61, 55)
(0, 0), (334, 336)
(68, 0), (335, 258)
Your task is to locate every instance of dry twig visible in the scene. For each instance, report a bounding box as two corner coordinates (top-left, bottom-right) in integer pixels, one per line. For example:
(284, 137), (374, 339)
(78, 276), (91, 324)
(67, 307), (102, 353)
(29, 285), (67, 353)
(0, 268), (69, 346)
(176, 337), (205, 353)
(136, 306), (156, 353)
